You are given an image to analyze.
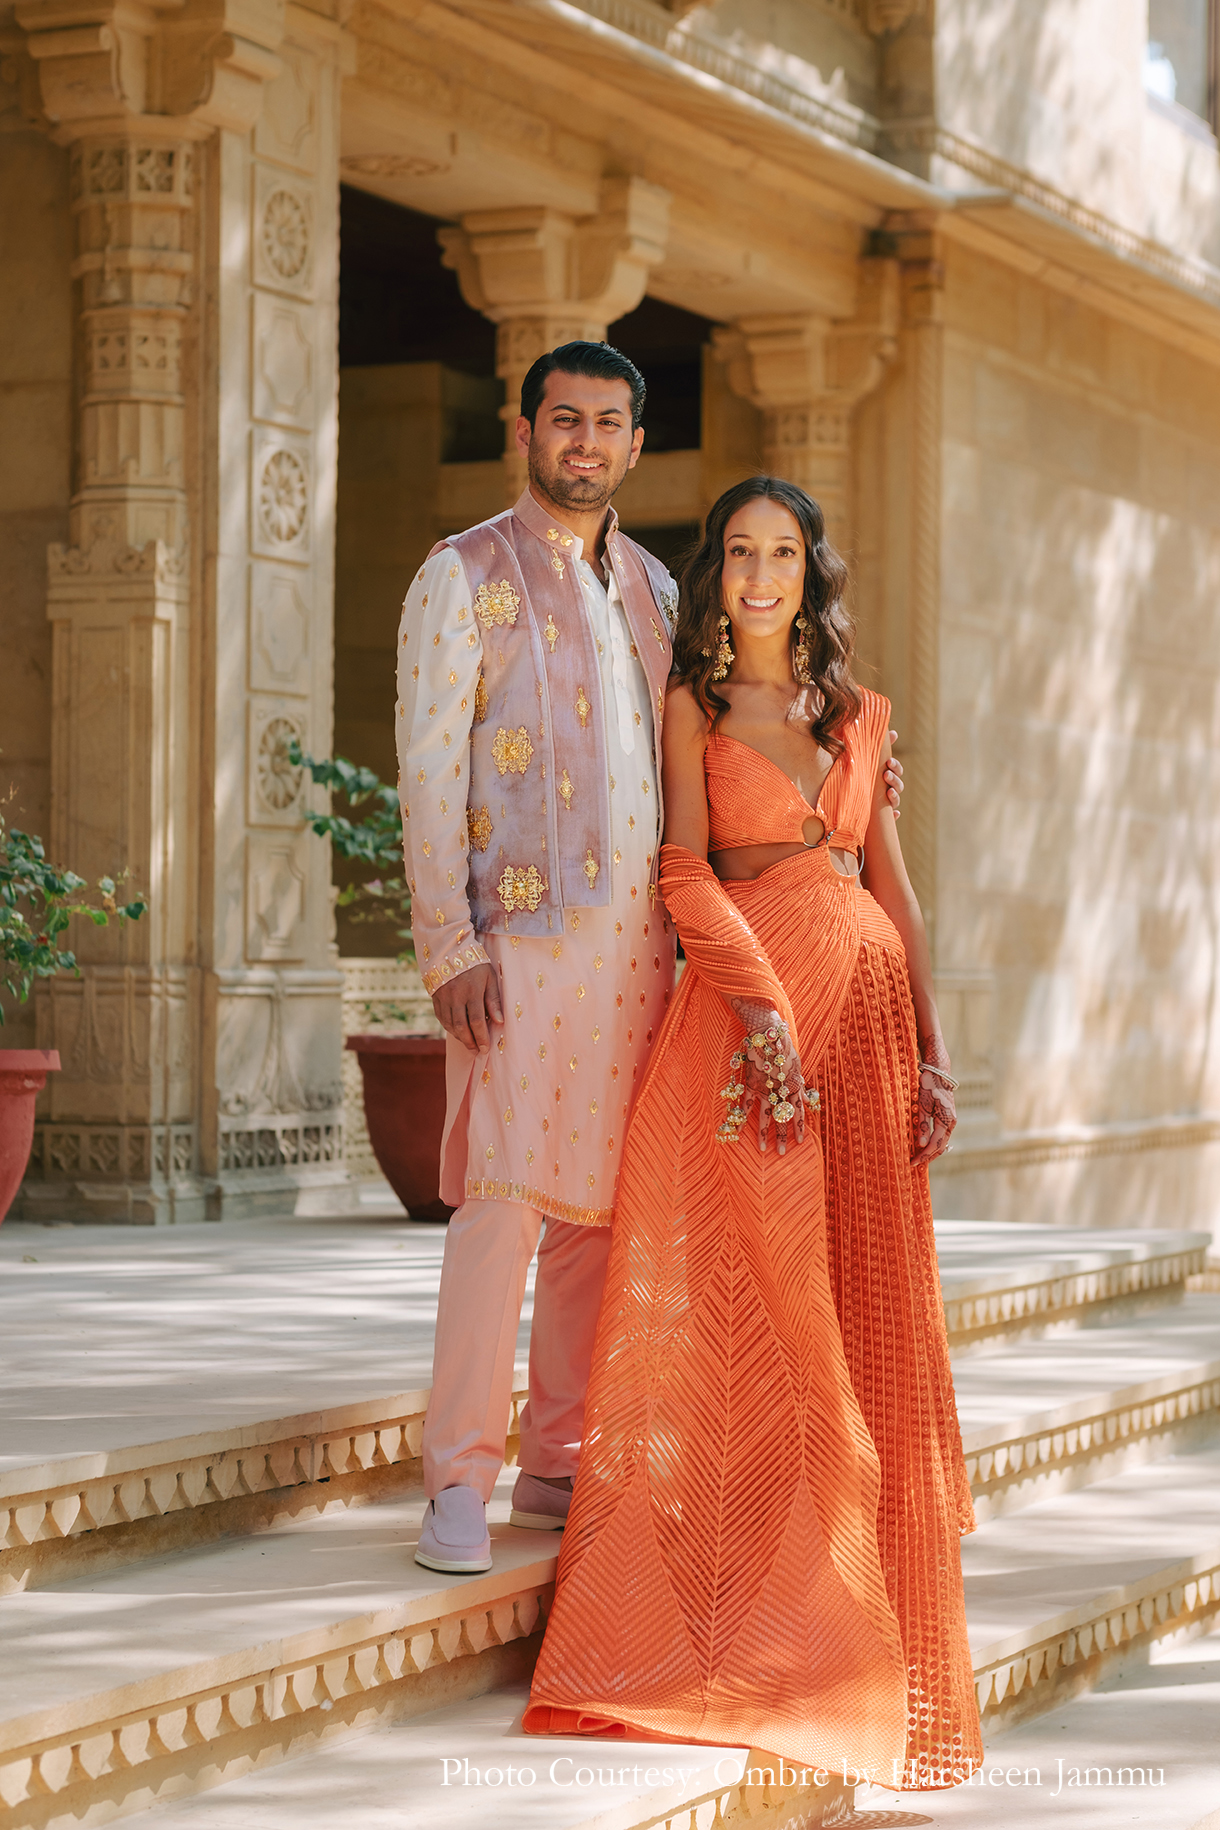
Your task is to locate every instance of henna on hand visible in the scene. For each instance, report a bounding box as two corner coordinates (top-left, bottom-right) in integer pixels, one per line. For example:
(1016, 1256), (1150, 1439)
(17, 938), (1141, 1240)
(720, 1000), (816, 1157)
(913, 1041), (957, 1164)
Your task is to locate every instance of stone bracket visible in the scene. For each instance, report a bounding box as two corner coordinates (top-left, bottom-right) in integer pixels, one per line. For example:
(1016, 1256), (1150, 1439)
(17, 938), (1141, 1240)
(438, 175), (670, 329)
(714, 256), (900, 426)
(11, 0), (284, 136)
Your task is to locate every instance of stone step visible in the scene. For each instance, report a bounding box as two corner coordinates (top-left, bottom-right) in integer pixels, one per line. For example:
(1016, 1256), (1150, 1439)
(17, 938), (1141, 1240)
(5, 1437), (1219, 1829)
(0, 1213), (530, 1593)
(6, 1231), (1213, 1593)
(39, 1454), (1220, 1830)
(953, 1290), (1220, 1518)
(937, 1222), (1210, 1347)
(135, 1619), (1220, 1830)
(963, 1438), (1220, 1738)
(0, 1382), (527, 1594)
(0, 1484), (558, 1830)
(137, 1684), (852, 1830)
(856, 1619), (1220, 1828)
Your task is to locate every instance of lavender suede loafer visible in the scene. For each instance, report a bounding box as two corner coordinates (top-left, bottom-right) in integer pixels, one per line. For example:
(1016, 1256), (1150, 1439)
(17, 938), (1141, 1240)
(414, 1485), (492, 1573)
(509, 1470), (571, 1530)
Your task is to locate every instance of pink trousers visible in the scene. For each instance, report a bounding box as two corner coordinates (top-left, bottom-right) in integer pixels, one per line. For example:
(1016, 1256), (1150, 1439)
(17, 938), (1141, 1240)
(422, 1198), (613, 1501)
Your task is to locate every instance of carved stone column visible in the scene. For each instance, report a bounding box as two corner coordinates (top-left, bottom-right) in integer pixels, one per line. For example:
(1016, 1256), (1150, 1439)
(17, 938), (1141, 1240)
(713, 259), (899, 551)
(439, 178), (670, 501)
(21, 127), (206, 1219)
(892, 224), (944, 939)
(11, 0), (347, 1220)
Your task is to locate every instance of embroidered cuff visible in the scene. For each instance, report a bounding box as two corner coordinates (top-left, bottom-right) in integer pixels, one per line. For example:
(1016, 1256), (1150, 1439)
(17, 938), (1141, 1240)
(421, 941), (492, 996)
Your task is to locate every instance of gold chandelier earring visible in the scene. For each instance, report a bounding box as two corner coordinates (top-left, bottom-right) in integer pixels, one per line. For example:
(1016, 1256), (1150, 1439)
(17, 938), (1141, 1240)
(793, 612), (813, 686)
(708, 612), (734, 683)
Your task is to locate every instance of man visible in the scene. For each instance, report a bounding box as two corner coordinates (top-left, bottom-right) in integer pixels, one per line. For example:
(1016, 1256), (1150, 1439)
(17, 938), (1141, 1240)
(397, 341), (903, 1574)
(398, 342), (674, 1574)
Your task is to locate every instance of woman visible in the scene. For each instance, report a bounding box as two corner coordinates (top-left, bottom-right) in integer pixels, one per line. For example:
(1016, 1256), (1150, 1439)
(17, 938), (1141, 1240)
(523, 477), (981, 1788)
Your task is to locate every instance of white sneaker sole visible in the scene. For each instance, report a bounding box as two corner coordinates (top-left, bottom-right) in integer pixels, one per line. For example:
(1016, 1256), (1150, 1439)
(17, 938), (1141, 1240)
(414, 1545), (493, 1573)
(509, 1507), (567, 1530)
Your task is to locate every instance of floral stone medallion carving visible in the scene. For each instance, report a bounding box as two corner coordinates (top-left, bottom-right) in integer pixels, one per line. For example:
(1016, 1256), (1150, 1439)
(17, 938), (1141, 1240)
(258, 449), (308, 546)
(262, 188), (310, 281)
(257, 716), (306, 813)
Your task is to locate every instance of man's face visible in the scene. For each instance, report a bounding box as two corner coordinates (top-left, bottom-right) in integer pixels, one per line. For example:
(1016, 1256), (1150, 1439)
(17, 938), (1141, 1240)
(517, 371), (644, 514)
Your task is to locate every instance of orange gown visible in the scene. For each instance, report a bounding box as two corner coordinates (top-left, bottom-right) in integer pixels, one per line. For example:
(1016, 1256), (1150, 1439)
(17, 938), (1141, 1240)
(524, 690), (981, 1786)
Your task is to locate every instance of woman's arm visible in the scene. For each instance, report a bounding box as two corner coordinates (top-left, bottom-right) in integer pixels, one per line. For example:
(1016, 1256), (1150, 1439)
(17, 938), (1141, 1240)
(659, 686), (808, 1154)
(660, 681), (711, 857)
(859, 731), (956, 1165)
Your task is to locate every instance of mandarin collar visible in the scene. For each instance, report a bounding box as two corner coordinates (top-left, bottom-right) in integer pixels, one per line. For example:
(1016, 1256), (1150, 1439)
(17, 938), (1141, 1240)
(512, 488), (620, 567)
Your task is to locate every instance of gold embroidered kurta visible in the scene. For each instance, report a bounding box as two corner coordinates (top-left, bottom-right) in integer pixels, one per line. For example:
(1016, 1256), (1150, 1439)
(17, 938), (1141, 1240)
(397, 530), (676, 1225)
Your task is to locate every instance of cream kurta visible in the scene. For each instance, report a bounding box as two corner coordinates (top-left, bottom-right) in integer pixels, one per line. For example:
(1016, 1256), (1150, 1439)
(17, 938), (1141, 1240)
(397, 535), (676, 1226)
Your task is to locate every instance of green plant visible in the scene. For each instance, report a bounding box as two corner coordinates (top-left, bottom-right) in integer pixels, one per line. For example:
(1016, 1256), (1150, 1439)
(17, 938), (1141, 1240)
(288, 742), (412, 957)
(0, 817), (147, 1023)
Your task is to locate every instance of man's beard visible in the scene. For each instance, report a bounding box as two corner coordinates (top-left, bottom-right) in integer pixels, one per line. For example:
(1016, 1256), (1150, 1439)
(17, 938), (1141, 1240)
(527, 441), (631, 513)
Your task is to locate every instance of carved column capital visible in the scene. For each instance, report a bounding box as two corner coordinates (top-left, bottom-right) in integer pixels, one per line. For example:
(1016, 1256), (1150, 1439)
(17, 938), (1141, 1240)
(713, 259), (900, 541)
(11, 0), (283, 140)
(440, 178), (670, 500)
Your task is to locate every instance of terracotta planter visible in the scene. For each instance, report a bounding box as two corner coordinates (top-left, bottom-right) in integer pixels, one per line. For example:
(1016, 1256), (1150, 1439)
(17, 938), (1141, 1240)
(344, 1034), (453, 1222)
(0, 1049), (60, 1224)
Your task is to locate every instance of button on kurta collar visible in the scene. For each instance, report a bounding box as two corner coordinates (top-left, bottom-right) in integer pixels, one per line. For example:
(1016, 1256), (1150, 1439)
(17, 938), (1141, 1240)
(512, 488), (620, 569)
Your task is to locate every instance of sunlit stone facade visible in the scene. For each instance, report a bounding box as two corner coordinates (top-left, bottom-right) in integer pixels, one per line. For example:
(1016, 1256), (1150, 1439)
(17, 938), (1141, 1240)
(2, 0), (1218, 1235)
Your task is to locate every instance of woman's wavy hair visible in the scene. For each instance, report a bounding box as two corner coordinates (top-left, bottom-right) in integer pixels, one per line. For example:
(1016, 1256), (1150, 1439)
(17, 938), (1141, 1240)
(672, 475), (859, 754)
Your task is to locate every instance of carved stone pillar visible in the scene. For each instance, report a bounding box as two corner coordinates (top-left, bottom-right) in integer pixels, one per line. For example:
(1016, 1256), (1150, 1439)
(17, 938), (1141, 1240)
(713, 259), (899, 552)
(892, 225), (944, 939)
(24, 127), (205, 1219)
(439, 178), (670, 501)
(11, 0), (346, 1220)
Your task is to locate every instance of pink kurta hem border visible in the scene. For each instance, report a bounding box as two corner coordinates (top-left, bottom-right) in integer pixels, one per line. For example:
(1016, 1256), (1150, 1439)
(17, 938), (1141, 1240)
(464, 1177), (613, 1228)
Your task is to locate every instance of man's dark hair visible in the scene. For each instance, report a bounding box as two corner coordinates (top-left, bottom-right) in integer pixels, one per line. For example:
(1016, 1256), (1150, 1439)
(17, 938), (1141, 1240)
(519, 341), (646, 431)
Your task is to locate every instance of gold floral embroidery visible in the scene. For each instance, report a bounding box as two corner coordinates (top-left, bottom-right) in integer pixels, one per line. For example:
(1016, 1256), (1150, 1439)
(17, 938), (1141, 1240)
(475, 580), (521, 628)
(491, 725), (533, 775)
(449, 563), (459, 580)
(583, 848), (599, 888)
(448, 670), (457, 686)
(650, 617), (665, 648)
(497, 862), (547, 914)
(550, 551), (565, 579)
(467, 804), (493, 852)
(422, 840), (431, 856)
(473, 674), (488, 723)
(559, 769), (574, 810)
(575, 685), (591, 729)
(545, 612), (559, 652)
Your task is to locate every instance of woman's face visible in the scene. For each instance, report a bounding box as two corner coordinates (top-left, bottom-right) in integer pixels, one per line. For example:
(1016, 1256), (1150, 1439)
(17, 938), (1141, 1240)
(720, 498), (807, 646)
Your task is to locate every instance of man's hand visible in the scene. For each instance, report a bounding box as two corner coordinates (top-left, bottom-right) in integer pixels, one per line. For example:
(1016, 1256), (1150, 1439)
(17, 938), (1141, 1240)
(432, 963), (504, 1053)
(884, 730), (904, 820)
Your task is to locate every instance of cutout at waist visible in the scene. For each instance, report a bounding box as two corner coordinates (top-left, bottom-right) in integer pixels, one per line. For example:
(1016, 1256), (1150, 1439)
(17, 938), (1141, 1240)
(710, 834), (863, 884)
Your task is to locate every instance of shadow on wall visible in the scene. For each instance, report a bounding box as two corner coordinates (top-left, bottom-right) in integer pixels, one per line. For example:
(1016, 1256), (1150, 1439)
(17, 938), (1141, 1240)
(941, 340), (1220, 1150)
